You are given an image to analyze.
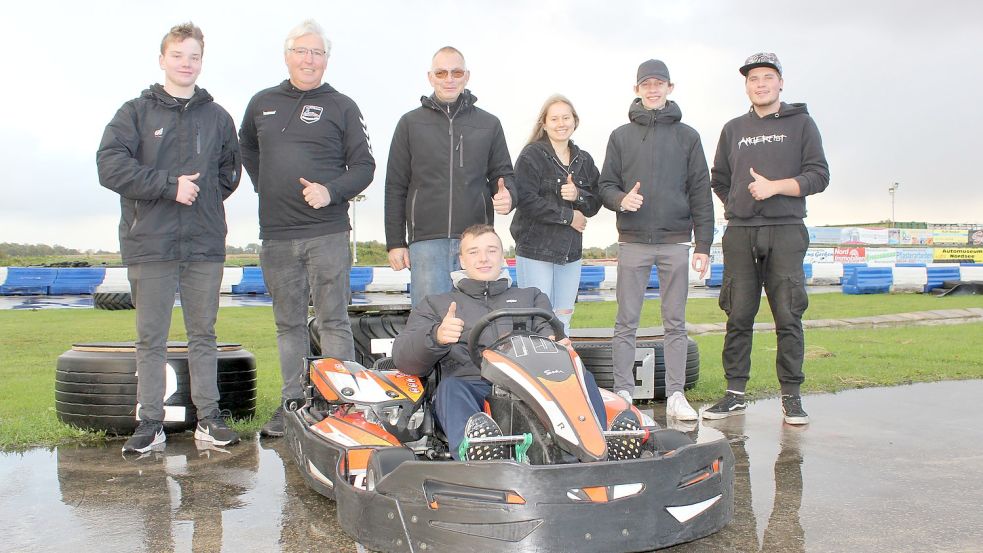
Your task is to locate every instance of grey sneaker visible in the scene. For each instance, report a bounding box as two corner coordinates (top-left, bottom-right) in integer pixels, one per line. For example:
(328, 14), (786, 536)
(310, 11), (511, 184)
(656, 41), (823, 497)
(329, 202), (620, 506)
(702, 391), (748, 420)
(123, 419), (165, 453)
(260, 407), (285, 438)
(195, 416), (241, 446)
(616, 389), (634, 405)
(781, 395), (810, 425)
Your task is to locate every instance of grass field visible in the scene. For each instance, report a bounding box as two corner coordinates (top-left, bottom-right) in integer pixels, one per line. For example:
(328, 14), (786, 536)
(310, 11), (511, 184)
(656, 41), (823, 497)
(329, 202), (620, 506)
(1, 293), (981, 449)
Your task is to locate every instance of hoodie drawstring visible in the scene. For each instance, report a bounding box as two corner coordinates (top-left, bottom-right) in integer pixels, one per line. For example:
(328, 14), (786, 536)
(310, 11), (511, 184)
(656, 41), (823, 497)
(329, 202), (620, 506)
(281, 91), (308, 133)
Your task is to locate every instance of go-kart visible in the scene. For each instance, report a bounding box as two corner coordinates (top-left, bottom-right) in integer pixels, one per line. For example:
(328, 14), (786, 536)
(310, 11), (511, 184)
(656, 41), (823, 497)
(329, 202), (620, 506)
(284, 308), (734, 552)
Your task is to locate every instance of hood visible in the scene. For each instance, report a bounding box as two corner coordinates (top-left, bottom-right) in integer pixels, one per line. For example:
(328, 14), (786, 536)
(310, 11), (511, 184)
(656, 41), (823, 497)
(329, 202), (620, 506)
(142, 84), (213, 110)
(421, 89), (477, 114)
(530, 136), (582, 161)
(628, 98), (682, 126)
(451, 268), (513, 294)
(276, 80), (337, 98)
(749, 101), (809, 119)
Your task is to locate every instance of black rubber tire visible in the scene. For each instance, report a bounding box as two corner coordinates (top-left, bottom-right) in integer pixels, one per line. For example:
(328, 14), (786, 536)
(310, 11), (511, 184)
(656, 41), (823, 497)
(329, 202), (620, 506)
(366, 447), (417, 491)
(650, 429), (696, 453)
(54, 342), (257, 434)
(572, 338), (700, 400)
(92, 292), (134, 311)
(310, 311), (409, 367)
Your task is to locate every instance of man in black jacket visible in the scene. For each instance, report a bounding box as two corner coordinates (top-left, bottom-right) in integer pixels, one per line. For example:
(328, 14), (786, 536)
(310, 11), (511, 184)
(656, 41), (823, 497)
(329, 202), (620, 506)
(702, 53), (830, 425)
(392, 225), (611, 460)
(384, 47), (517, 306)
(97, 22), (241, 453)
(239, 20), (375, 437)
(598, 60), (713, 421)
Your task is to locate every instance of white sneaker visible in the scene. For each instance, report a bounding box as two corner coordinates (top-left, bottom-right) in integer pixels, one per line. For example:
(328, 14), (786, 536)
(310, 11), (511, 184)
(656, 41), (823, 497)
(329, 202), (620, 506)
(666, 391), (698, 421)
(616, 390), (634, 405)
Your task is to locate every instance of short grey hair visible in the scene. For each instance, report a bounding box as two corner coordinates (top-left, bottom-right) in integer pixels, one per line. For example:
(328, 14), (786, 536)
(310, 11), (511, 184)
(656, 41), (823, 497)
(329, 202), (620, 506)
(284, 19), (331, 58)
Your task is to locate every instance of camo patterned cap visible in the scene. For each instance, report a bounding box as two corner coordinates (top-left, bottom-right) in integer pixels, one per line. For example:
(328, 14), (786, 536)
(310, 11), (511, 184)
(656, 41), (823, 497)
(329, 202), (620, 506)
(740, 52), (782, 76)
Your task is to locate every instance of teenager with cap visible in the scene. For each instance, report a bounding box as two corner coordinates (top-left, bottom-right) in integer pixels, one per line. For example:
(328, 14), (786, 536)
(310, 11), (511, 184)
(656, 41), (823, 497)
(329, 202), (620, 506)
(702, 53), (829, 425)
(597, 59), (713, 419)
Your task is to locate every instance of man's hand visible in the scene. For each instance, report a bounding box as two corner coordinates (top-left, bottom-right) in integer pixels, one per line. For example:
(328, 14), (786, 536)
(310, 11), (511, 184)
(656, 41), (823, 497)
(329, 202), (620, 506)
(571, 210), (587, 233)
(436, 301), (464, 345)
(175, 172), (200, 205)
(560, 174), (578, 201)
(300, 177), (331, 209)
(492, 178), (512, 215)
(748, 168), (777, 201)
(692, 253), (710, 279)
(620, 181), (644, 212)
(388, 247), (411, 271)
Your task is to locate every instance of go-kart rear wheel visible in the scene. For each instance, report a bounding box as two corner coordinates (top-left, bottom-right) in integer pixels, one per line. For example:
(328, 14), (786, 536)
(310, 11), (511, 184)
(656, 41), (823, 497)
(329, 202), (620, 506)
(366, 447), (417, 491)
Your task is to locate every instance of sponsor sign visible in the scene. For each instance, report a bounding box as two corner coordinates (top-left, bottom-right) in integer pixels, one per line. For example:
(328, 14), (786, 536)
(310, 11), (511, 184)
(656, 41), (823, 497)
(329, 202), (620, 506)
(808, 227), (843, 244)
(834, 247), (866, 263)
(932, 229), (969, 245)
(895, 248), (934, 264)
(866, 249), (898, 264)
(804, 247), (835, 263)
(899, 229), (934, 245)
(968, 229), (983, 246)
(933, 248), (983, 263)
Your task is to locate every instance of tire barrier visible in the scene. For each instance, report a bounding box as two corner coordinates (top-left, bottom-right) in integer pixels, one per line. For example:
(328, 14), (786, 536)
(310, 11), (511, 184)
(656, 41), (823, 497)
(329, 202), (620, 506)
(309, 308), (410, 368)
(92, 291), (134, 310)
(55, 342), (256, 434)
(572, 338), (700, 400)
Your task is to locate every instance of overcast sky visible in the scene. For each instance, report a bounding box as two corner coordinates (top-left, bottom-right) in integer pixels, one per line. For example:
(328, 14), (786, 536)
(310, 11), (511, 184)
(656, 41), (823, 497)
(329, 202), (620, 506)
(2, 1), (981, 252)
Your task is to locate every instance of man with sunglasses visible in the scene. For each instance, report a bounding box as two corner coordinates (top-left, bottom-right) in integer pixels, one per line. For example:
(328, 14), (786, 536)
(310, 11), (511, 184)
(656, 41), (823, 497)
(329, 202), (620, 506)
(239, 19), (375, 438)
(384, 46), (517, 306)
(702, 53), (829, 425)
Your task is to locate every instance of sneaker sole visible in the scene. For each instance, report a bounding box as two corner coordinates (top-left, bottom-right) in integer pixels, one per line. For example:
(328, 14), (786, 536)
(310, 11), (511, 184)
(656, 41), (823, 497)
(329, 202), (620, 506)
(194, 427), (241, 446)
(122, 431), (166, 454)
(667, 407), (699, 421)
(783, 415), (810, 425)
(701, 407), (746, 420)
(260, 428), (285, 438)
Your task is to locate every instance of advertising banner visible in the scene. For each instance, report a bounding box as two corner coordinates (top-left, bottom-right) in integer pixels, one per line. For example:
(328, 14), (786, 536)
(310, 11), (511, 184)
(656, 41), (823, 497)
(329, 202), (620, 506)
(968, 229), (983, 246)
(895, 248), (934, 264)
(834, 247), (867, 263)
(932, 230), (969, 245)
(804, 248), (835, 263)
(933, 248), (983, 263)
(866, 249), (898, 264)
(900, 229), (934, 245)
(808, 227), (843, 244)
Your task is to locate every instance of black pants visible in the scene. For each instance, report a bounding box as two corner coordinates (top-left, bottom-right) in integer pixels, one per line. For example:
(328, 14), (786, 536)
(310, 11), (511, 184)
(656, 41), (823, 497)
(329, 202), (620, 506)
(719, 225), (809, 395)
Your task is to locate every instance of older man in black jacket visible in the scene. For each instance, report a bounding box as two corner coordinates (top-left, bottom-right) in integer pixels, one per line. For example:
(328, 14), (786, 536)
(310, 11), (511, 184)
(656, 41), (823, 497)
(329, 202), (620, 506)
(384, 47), (517, 306)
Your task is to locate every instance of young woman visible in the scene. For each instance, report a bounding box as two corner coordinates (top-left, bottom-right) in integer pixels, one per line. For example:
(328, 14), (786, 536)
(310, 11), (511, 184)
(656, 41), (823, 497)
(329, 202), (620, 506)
(509, 95), (601, 332)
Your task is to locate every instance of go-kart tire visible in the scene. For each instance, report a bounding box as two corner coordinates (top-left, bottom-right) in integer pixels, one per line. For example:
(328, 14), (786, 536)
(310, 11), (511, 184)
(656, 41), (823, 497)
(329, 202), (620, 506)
(309, 311), (409, 367)
(54, 342), (256, 434)
(92, 292), (134, 310)
(572, 338), (699, 399)
(365, 447), (417, 491)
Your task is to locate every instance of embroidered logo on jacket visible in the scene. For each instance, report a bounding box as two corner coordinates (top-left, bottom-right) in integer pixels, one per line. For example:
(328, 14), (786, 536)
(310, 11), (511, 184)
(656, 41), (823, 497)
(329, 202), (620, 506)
(360, 115), (374, 155)
(738, 134), (787, 148)
(263, 110), (276, 116)
(300, 105), (323, 124)
(154, 127), (164, 138)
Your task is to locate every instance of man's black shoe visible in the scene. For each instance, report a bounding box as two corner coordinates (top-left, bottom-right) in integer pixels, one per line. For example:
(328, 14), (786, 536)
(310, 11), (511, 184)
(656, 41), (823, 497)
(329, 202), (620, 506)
(702, 391), (748, 420)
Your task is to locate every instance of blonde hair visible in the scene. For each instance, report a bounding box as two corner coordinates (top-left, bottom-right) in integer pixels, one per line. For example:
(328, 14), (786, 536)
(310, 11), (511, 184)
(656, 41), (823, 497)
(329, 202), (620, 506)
(160, 22), (204, 55)
(527, 94), (580, 145)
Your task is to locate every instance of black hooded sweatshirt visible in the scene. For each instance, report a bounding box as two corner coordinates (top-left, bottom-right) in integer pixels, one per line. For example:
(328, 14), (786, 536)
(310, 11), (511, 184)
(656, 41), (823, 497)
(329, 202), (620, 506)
(597, 99), (714, 254)
(239, 80), (375, 240)
(710, 102), (829, 225)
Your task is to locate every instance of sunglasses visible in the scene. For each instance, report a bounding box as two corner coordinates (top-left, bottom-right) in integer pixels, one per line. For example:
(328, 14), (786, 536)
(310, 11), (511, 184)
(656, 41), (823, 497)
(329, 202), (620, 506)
(431, 68), (466, 79)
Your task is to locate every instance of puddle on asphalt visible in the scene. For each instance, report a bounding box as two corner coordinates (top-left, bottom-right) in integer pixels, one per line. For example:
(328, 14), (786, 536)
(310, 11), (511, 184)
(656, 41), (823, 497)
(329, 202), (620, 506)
(2, 380), (982, 552)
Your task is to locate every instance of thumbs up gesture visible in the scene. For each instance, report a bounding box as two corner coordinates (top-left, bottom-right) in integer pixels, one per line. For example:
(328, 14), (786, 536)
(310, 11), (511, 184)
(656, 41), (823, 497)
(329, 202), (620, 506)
(175, 172), (201, 205)
(436, 301), (465, 345)
(747, 168), (776, 201)
(300, 177), (331, 209)
(492, 177), (512, 215)
(560, 174), (578, 201)
(620, 181), (644, 212)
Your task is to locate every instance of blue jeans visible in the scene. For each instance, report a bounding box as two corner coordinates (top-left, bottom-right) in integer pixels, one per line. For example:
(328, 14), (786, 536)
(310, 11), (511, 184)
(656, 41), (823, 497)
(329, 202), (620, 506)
(435, 372), (608, 460)
(408, 238), (461, 306)
(515, 255), (581, 334)
(128, 261), (223, 421)
(261, 232), (355, 401)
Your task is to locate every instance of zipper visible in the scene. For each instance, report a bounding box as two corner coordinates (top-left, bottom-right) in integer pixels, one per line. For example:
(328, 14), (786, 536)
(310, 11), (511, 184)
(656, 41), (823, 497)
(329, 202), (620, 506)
(410, 189), (418, 242)
(195, 121), (201, 155)
(448, 116), (454, 237)
(456, 134), (464, 167)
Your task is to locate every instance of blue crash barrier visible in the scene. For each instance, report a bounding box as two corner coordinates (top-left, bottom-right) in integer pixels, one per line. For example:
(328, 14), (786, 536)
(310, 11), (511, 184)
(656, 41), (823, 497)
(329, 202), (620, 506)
(0, 267), (58, 295)
(349, 267), (374, 292)
(647, 267), (660, 289)
(578, 266), (605, 291)
(231, 267), (267, 294)
(705, 264), (725, 287)
(839, 263), (867, 285)
(925, 265), (961, 293)
(49, 267), (106, 295)
(842, 266), (892, 295)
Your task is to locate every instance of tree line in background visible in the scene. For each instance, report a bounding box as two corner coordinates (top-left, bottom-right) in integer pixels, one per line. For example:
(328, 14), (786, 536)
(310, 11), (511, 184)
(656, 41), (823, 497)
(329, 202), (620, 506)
(1, 241), (620, 267)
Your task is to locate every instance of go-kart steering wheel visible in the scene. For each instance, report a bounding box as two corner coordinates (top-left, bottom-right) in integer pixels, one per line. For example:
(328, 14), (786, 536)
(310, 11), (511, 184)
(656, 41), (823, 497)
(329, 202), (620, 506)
(468, 308), (565, 368)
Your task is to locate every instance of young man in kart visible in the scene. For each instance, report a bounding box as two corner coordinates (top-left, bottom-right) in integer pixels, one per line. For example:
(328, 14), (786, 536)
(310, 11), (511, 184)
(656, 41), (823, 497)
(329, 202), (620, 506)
(392, 224), (621, 460)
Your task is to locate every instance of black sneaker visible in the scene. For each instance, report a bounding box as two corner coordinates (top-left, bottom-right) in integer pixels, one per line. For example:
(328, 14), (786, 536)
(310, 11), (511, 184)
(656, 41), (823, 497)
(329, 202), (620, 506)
(702, 391), (748, 420)
(195, 416), (241, 446)
(607, 410), (643, 460)
(261, 407), (285, 438)
(781, 395), (810, 425)
(463, 412), (509, 461)
(123, 419), (165, 453)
